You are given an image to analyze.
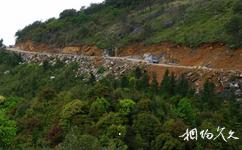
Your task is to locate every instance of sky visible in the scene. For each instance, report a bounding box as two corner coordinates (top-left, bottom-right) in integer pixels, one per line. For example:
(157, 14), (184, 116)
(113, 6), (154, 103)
(0, 0), (104, 45)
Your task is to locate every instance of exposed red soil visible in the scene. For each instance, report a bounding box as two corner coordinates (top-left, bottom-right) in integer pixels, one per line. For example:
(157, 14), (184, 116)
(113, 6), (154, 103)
(16, 41), (103, 56)
(118, 43), (242, 71)
(16, 41), (242, 90)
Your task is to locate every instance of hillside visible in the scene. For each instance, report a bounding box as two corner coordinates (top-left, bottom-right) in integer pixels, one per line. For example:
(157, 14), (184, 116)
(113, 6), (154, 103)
(15, 0), (242, 52)
(0, 51), (241, 149)
(1, 0), (242, 149)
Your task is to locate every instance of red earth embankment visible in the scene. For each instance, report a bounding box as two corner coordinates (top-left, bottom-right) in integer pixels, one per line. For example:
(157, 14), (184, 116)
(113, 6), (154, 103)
(16, 41), (103, 56)
(118, 43), (242, 71)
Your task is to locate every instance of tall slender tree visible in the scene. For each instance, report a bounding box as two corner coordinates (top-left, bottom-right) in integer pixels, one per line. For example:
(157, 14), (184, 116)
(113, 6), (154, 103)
(0, 39), (3, 48)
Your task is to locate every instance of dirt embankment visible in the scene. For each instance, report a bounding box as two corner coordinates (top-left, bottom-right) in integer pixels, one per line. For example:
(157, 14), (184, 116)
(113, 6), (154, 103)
(16, 41), (103, 56)
(17, 41), (242, 72)
(118, 43), (242, 71)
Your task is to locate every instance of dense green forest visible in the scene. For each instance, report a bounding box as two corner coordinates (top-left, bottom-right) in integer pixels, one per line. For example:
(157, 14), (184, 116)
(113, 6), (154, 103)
(15, 0), (242, 49)
(0, 51), (241, 149)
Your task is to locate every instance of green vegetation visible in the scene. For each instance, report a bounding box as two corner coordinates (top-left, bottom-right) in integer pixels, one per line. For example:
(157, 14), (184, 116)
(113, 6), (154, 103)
(0, 39), (3, 48)
(225, 0), (242, 47)
(15, 0), (242, 49)
(0, 52), (241, 149)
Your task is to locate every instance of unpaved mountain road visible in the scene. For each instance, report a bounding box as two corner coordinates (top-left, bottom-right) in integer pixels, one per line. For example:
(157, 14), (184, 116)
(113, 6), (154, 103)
(5, 48), (242, 74)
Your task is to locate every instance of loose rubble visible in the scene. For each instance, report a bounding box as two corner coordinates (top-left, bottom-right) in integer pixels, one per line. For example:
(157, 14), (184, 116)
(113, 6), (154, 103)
(13, 51), (146, 82)
(7, 50), (242, 102)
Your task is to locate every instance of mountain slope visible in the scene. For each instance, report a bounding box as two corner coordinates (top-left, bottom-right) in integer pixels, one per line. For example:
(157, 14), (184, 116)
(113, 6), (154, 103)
(15, 0), (242, 51)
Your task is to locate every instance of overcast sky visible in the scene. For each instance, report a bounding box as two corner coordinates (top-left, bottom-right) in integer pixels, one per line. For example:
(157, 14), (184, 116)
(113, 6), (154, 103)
(0, 0), (104, 45)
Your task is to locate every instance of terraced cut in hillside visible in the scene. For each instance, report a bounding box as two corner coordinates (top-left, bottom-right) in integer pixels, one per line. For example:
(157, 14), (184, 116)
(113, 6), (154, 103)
(118, 43), (242, 71)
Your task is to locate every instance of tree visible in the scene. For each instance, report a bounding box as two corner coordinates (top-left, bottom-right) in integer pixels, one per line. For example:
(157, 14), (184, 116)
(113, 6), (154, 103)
(61, 127), (101, 150)
(169, 73), (176, 95)
(140, 71), (149, 90)
(0, 38), (3, 48)
(106, 125), (127, 140)
(226, 15), (242, 46)
(160, 70), (176, 95)
(154, 133), (184, 150)
(0, 110), (16, 147)
(133, 113), (161, 148)
(88, 72), (96, 85)
(232, 0), (242, 14)
(176, 74), (189, 97)
(201, 80), (220, 110)
(121, 75), (129, 88)
(172, 98), (196, 125)
(38, 87), (57, 102)
(96, 112), (126, 129)
(160, 70), (170, 94)
(144, 0), (154, 12)
(89, 97), (110, 120)
(59, 9), (77, 19)
(118, 99), (136, 116)
(226, 0), (242, 47)
(151, 73), (159, 94)
(137, 99), (152, 112)
(60, 99), (87, 126)
(105, 0), (140, 8)
(134, 67), (142, 79)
